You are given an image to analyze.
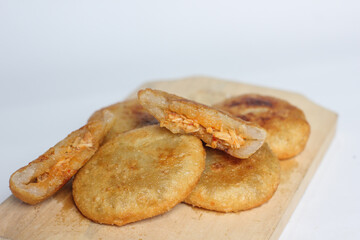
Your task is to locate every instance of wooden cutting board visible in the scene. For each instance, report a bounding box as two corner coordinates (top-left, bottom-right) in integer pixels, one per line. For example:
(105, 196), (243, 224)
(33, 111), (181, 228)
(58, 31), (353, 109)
(0, 76), (337, 240)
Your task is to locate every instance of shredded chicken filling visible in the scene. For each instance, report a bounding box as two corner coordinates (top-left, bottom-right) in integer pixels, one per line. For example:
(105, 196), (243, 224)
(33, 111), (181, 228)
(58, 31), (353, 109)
(164, 112), (245, 149)
(33, 133), (94, 184)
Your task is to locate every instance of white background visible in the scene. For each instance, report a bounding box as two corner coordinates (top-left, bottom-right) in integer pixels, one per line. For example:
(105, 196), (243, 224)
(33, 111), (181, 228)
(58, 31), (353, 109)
(0, 1), (359, 239)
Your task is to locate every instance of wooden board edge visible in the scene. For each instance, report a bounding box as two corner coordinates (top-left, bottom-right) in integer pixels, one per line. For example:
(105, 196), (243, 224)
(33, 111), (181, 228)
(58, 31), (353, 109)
(127, 76), (338, 117)
(269, 114), (338, 240)
(127, 75), (298, 97)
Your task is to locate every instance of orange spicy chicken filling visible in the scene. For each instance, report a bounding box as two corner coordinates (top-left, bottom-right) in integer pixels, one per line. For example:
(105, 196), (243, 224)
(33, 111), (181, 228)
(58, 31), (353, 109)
(32, 132), (94, 184)
(164, 112), (245, 149)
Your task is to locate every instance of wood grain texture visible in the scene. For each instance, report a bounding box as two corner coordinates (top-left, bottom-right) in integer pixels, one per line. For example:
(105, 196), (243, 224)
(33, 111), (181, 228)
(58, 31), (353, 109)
(0, 76), (337, 240)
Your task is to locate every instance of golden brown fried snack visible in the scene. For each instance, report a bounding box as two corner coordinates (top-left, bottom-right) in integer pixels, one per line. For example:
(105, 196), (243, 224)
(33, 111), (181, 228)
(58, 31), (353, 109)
(73, 125), (205, 226)
(214, 94), (310, 159)
(185, 143), (280, 212)
(138, 89), (266, 159)
(9, 110), (114, 205)
(88, 99), (158, 143)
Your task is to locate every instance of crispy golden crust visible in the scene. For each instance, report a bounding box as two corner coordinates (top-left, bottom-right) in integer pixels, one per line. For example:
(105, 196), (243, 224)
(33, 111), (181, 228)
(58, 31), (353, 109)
(73, 125), (205, 226)
(9, 110), (114, 205)
(184, 143), (280, 212)
(88, 99), (158, 143)
(138, 89), (266, 159)
(214, 94), (311, 159)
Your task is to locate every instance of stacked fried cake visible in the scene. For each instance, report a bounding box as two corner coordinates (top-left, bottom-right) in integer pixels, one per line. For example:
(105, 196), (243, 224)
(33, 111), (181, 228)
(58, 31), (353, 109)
(9, 88), (310, 226)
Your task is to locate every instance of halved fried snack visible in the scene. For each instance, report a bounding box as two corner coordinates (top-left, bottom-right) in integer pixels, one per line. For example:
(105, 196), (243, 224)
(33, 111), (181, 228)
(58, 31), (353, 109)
(88, 99), (158, 143)
(214, 94), (310, 159)
(185, 143), (280, 212)
(138, 89), (266, 159)
(73, 125), (205, 226)
(9, 110), (114, 205)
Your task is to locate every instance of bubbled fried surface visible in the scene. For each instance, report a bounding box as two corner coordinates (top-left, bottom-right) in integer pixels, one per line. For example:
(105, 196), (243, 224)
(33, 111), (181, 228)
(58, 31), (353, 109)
(88, 99), (158, 143)
(215, 94), (310, 159)
(184, 143), (280, 212)
(72, 125), (205, 226)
